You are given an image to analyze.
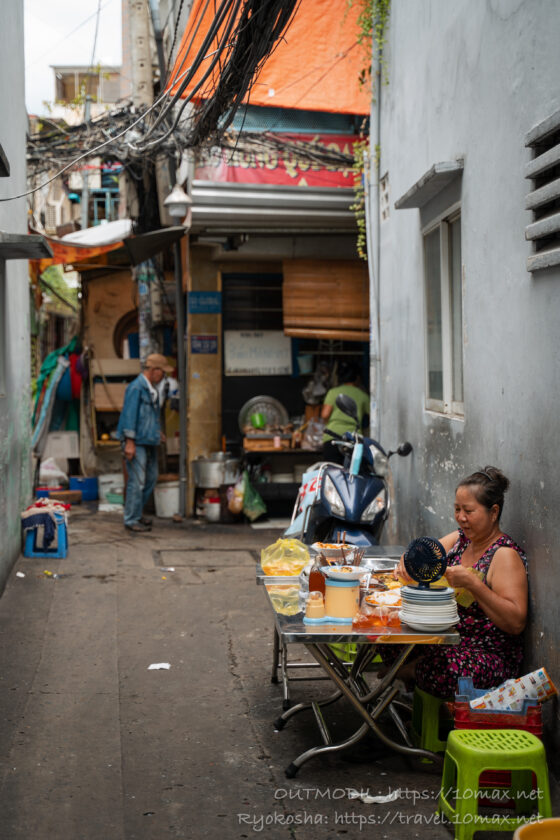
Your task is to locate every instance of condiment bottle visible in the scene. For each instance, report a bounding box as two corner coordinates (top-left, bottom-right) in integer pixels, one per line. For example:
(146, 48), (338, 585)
(308, 556), (326, 595)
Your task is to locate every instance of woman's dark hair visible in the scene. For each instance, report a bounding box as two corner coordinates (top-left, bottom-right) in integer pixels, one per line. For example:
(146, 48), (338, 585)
(338, 361), (359, 384)
(457, 466), (510, 519)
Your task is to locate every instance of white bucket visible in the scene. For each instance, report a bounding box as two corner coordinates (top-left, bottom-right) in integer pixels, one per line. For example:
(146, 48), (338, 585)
(154, 480), (180, 518)
(204, 500), (221, 523)
(98, 472), (124, 501)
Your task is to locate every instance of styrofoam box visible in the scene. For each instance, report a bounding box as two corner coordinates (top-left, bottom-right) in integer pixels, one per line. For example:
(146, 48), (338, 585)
(43, 431), (80, 459)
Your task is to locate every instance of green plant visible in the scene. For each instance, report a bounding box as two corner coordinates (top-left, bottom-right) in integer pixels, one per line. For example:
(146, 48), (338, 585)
(350, 134), (369, 261)
(346, 0), (391, 89)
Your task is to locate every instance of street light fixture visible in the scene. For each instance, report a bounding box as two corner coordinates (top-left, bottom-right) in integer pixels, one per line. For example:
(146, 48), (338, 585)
(164, 183), (193, 226)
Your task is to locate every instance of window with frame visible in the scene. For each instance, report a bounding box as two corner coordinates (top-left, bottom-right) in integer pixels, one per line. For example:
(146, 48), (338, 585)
(423, 209), (463, 415)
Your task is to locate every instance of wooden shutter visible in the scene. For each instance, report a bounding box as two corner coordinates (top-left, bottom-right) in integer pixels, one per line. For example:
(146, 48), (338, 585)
(282, 259), (369, 341)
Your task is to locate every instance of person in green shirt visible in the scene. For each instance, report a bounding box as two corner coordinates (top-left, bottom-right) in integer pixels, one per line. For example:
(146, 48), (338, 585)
(320, 362), (370, 465)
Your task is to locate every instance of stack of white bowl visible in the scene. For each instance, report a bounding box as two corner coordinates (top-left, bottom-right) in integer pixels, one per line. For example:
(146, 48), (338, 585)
(399, 585), (458, 631)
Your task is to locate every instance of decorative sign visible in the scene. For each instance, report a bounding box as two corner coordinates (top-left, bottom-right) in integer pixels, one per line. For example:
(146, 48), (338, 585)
(195, 134), (358, 188)
(191, 334), (218, 354)
(224, 330), (292, 376)
(188, 291), (222, 313)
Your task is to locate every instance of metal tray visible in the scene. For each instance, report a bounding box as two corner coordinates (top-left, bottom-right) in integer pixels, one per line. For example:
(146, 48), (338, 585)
(238, 396), (289, 432)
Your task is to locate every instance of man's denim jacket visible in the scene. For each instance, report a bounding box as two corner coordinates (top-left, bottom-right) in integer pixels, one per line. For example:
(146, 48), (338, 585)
(117, 374), (161, 446)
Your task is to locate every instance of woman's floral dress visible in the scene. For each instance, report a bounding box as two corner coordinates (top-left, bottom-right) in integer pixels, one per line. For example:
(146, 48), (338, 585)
(415, 530), (528, 698)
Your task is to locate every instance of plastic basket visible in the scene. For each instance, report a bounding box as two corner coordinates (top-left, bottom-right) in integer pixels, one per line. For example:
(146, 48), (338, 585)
(454, 677), (542, 791)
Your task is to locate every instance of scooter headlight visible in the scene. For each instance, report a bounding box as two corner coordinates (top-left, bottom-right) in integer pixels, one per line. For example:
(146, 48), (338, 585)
(361, 488), (387, 522)
(323, 475), (345, 517)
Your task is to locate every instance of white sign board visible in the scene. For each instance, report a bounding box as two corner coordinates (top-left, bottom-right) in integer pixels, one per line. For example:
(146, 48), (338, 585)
(224, 330), (293, 376)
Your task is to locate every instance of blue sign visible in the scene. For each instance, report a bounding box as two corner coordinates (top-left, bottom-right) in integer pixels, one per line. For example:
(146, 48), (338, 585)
(191, 334), (218, 354)
(188, 291), (222, 314)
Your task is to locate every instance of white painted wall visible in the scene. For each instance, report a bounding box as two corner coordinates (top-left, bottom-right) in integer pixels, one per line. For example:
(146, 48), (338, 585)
(374, 0), (560, 750)
(0, 0), (32, 588)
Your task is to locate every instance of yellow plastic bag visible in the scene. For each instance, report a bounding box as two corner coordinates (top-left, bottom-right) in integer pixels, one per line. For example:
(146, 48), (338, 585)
(439, 569), (484, 608)
(261, 538), (310, 576)
(267, 585), (301, 615)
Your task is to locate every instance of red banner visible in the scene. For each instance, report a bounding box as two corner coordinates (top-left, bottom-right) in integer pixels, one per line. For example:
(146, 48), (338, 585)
(195, 134), (357, 188)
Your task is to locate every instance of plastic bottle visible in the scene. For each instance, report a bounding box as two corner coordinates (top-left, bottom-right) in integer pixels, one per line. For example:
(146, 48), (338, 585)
(308, 557), (326, 595)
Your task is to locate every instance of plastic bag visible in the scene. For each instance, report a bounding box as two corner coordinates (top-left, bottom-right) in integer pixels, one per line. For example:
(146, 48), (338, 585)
(242, 471), (267, 522)
(301, 418), (325, 451)
(261, 538), (310, 576)
(227, 476), (244, 514)
(39, 457), (68, 487)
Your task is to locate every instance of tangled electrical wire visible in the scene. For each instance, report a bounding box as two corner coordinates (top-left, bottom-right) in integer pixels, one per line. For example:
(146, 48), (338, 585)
(22, 0), (302, 201)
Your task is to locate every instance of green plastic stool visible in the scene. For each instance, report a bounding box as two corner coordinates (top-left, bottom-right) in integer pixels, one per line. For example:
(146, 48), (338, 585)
(328, 643), (383, 668)
(411, 686), (452, 753)
(328, 642), (358, 663)
(438, 729), (552, 840)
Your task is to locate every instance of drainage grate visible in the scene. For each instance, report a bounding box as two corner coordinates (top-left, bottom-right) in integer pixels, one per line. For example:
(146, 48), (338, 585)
(153, 548), (259, 568)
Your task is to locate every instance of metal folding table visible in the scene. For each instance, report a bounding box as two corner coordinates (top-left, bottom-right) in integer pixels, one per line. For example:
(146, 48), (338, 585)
(256, 546), (406, 709)
(262, 580), (460, 777)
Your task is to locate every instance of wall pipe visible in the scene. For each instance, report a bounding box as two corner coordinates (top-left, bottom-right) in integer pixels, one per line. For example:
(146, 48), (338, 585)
(365, 36), (382, 441)
(173, 237), (188, 518)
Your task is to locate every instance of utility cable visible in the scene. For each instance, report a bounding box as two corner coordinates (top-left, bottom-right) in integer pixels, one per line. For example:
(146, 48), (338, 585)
(130, 0), (243, 153)
(3, 43), (228, 202)
(141, 0), (236, 144)
(165, 0), (186, 72)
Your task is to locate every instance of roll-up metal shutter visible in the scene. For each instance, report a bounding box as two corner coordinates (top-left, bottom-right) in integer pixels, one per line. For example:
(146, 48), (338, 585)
(282, 259), (369, 341)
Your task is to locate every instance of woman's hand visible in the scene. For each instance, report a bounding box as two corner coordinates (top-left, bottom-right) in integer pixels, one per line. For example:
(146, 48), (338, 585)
(445, 564), (478, 589)
(393, 531), (459, 583)
(393, 553), (414, 582)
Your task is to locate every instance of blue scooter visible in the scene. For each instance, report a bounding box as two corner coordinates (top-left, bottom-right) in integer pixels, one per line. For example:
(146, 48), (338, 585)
(284, 394), (412, 546)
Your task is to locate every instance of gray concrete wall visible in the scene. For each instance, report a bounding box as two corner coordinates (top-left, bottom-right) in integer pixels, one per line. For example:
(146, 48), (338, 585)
(375, 0), (560, 749)
(0, 0), (32, 589)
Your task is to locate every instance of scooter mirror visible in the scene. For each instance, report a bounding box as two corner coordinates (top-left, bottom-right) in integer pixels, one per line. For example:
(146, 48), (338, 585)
(335, 393), (359, 424)
(397, 442), (413, 456)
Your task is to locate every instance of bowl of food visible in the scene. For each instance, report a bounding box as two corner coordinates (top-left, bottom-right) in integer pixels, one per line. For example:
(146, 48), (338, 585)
(364, 589), (402, 607)
(322, 565), (368, 581)
(312, 542), (364, 564)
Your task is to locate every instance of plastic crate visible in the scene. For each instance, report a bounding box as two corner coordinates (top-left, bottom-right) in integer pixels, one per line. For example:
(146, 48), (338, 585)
(23, 512), (68, 559)
(455, 677), (542, 725)
(69, 476), (98, 501)
(454, 677), (542, 791)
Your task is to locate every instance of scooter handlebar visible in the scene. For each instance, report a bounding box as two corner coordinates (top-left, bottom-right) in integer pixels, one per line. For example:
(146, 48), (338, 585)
(324, 429), (343, 440)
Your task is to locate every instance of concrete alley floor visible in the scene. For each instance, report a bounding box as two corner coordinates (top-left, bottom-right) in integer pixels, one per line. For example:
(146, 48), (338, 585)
(0, 505), (557, 840)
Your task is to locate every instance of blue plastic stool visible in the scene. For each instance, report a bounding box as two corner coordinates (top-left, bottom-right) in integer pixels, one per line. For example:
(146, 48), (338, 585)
(23, 513), (68, 559)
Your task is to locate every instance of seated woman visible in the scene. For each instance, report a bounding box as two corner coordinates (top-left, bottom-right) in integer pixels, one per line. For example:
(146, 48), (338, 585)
(394, 466), (528, 698)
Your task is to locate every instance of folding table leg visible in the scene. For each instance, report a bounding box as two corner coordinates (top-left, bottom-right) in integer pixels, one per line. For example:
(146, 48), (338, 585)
(271, 628), (280, 684)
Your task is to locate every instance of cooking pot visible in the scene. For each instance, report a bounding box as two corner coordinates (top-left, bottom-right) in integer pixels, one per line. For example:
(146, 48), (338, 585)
(192, 456), (239, 488)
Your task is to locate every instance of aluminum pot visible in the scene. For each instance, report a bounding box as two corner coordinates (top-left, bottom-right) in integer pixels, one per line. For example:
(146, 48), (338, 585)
(192, 457), (240, 488)
(223, 458), (240, 485)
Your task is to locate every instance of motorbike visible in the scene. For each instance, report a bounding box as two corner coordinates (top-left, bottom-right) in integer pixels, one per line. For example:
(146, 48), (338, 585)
(284, 394), (412, 546)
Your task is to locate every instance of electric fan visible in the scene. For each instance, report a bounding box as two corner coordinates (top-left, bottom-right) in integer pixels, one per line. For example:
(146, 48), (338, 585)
(403, 536), (447, 589)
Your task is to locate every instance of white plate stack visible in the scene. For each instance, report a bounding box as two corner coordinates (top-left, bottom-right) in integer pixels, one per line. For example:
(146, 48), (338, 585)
(399, 585), (459, 631)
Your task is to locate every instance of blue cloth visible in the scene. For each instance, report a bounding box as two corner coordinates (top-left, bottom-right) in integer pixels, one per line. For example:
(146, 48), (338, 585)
(21, 512), (56, 547)
(123, 444), (159, 526)
(117, 374), (161, 446)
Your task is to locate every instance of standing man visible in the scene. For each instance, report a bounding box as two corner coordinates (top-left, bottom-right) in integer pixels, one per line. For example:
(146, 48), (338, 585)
(117, 353), (173, 532)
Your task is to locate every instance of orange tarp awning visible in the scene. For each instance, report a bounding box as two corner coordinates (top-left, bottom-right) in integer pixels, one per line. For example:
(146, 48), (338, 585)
(168, 0), (370, 115)
(30, 234), (125, 275)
